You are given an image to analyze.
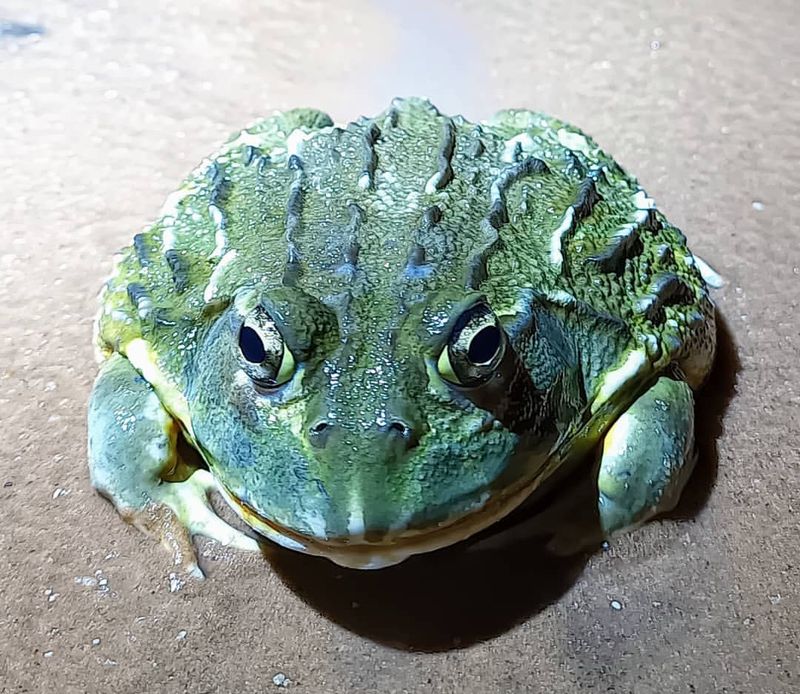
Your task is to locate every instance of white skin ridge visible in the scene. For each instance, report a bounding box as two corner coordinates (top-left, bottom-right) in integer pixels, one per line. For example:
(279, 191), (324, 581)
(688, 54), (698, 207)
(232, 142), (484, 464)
(203, 249), (237, 303)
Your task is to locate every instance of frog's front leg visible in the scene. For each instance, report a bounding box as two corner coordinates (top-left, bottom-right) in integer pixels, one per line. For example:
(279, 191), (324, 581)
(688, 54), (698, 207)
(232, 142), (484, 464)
(88, 353), (260, 577)
(597, 375), (696, 535)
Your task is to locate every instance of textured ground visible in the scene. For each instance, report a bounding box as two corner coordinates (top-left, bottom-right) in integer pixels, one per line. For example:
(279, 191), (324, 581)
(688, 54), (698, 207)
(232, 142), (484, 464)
(1, 1), (798, 692)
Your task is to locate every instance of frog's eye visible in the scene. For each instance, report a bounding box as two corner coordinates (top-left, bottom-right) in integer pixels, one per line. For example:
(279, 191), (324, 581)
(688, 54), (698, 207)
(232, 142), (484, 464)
(437, 304), (506, 387)
(238, 310), (296, 388)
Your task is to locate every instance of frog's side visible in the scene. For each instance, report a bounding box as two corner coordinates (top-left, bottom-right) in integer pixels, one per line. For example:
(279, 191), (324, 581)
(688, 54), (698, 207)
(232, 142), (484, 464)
(88, 98), (718, 573)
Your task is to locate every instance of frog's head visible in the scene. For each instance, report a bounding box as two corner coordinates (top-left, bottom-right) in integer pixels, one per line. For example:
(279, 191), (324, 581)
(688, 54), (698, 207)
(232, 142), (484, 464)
(187, 284), (560, 568)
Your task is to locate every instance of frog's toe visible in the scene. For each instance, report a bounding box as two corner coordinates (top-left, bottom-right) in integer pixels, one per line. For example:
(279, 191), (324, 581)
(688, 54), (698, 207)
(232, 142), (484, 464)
(152, 470), (261, 553)
(123, 499), (206, 578)
(121, 471), (261, 578)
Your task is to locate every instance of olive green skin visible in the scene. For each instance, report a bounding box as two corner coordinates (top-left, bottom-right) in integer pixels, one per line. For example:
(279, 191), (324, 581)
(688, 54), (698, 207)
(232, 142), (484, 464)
(93, 98), (715, 559)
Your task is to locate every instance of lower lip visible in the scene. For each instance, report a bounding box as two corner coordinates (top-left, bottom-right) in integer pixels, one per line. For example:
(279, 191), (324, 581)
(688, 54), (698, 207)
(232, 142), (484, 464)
(215, 477), (540, 570)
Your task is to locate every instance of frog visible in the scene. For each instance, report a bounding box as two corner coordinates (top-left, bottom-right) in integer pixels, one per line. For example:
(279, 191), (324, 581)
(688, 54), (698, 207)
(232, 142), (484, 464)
(88, 98), (720, 574)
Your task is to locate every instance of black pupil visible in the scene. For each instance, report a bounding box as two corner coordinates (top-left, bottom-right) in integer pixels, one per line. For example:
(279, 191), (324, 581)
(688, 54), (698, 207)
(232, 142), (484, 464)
(468, 325), (501, 364)
(239, 326), (266, 363)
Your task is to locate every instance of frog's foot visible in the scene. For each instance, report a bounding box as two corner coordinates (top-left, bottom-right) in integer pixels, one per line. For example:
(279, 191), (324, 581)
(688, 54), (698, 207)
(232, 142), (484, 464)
(88, 353), (260, 578)
(597, 375), (696, 536)
(127, 470), (262, 577)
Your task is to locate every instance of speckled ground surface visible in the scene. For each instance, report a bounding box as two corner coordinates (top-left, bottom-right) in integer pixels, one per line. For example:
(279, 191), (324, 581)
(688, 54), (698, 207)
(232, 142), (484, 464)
(1, 1), (798, 692)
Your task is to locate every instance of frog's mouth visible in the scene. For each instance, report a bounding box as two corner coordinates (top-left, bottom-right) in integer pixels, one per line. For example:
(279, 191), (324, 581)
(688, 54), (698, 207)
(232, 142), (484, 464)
(215, 466), (560, 570)
(208, 398), (609, 569)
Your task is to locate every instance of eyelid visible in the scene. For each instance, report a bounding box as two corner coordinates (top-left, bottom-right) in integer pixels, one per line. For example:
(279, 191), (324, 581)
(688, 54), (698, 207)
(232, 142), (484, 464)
(436, 303), (505, 386)
(423, 293), (490, 353)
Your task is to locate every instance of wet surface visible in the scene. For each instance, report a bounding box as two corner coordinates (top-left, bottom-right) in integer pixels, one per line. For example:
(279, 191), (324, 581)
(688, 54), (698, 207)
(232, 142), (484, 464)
(1, 0), (799, 691)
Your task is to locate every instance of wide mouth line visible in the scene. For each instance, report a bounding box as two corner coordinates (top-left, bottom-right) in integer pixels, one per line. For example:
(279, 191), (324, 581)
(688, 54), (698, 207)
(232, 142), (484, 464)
(218, 466), (549, 558)
(223, 486), (468, 550)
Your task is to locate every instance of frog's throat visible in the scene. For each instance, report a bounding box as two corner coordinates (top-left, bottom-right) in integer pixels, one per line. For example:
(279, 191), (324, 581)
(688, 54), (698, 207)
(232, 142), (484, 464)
(214, 462), (563, 570)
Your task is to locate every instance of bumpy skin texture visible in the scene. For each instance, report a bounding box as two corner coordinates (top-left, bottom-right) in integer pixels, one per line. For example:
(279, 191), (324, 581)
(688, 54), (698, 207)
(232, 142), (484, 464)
(90, 98), (716, 570)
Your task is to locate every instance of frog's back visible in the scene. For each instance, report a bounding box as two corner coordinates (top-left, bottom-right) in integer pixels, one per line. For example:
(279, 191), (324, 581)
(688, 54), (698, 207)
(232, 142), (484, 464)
(96, 98), (715, 394)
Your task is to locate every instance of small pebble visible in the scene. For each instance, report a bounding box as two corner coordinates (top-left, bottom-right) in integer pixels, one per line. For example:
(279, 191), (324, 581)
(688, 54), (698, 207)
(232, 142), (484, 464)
(169, 573), (185, 593)
(752, 201), (765, 211)
(769, 594), (781, 605)
(610, 599), (623, 611)
(43, 651), (54, 658)
(91, 638), (101, 646)
(272, 672), (291, 688)
(176, 630), (187, 641)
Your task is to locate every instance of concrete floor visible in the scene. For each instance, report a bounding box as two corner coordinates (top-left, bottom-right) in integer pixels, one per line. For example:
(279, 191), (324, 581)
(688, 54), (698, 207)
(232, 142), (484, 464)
(1, 0), (798, 691)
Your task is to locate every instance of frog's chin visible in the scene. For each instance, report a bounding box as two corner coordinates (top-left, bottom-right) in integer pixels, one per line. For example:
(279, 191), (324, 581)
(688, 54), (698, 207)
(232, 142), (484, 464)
(215, 474), (545, 570)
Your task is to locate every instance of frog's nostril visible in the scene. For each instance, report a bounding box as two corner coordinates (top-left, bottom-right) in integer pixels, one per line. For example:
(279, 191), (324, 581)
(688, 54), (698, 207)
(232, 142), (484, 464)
(388, 421), (410, 437)
(308, 419), (334, 448)
(381, 419), (418, 449)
